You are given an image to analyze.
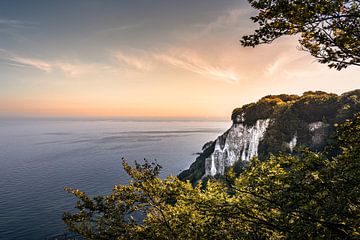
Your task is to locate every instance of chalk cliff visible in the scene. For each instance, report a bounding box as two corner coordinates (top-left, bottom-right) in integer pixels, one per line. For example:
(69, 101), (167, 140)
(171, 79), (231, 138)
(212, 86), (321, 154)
(179, 89), (360, 183)
(205, 119), (270, 176)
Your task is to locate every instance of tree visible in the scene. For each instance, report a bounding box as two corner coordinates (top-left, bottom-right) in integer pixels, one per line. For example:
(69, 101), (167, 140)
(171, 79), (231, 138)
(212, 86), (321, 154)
(64, 114), (360, 239)
(241, 0), (360, 70)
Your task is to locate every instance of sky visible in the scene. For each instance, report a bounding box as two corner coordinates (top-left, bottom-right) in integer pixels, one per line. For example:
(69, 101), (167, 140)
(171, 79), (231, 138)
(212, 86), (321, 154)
(0, 0), (359, 119)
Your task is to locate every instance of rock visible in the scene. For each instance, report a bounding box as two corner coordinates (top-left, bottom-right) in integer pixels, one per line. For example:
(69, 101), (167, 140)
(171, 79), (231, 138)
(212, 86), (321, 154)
(205, 119), (270, 176)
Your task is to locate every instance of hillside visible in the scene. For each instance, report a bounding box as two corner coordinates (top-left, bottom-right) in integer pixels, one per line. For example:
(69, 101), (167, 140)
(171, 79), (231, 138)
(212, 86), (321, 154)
(179, 89), (360, 184)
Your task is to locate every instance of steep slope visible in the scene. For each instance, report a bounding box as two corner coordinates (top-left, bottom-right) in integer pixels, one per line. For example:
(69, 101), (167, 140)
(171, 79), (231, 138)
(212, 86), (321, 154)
(178, 90), (360, 184)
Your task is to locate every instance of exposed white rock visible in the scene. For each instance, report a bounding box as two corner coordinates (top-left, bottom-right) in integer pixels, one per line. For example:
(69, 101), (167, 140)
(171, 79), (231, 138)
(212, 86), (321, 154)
(309, 121), (326, 132)
(286, 134), (297, 152)
(309, 121), (328, 146)
(205, 119), (271, 176)
(210, 155), (217, 176)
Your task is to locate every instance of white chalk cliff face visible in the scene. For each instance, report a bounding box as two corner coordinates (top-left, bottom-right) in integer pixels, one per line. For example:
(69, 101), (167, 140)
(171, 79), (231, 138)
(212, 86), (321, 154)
(205, 119), (271, 176)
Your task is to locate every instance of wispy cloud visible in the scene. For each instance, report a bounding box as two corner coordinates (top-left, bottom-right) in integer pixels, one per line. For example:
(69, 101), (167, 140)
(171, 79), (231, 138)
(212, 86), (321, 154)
(187, 7), (254, 39)
(264, 46), (310, 78)
(0, 18), (36, 41)
(111, 48), (240, 82)
(205, 8), (252, 32)
(0, 49), (109, 77)
(0, 49), (48, 71)
(1, 47), (240, 82)
(153, 48), (239, 82)
(8, 56), (53, 72)
(99, 22), (144, 34)
(114, 51), (152, 71)
(0, 18), (35, 29)
(176, 6), (254, 42)
(55, 62), (111, 77)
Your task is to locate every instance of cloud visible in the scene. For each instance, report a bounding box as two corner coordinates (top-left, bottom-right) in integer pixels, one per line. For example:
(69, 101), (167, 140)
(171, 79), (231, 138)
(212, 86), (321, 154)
(0, 49), (109, 77)
(0, 18), (36, 41)
(99, 22), (144, 34)
(111, 48), (240, 82)
(55, 62), (111, 77)
(0, 49), (51, 71)
(8, 56), (53, 72)
(0, 18), (35, 29)
(264, 46), (310, 78)
(1, 47), (239, 82)
(153, 48), (239, 82)
(114, 51), (152, 71)
(205, 8), (252, 32)
(188, 7), (254, 39)
(175, 6), (254, 43)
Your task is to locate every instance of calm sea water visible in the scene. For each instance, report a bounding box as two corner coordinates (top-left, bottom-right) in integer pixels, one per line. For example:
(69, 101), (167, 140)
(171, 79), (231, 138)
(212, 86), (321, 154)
(0, 118), (228, 240)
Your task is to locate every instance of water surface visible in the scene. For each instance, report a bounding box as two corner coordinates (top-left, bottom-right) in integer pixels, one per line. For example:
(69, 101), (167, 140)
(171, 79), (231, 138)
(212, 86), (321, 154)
(0, 118), (228, 239)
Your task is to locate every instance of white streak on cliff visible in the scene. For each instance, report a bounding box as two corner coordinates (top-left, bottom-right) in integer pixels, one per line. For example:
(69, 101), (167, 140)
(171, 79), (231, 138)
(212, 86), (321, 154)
(309, 122), (325, 132)
(287, 134), (297, 152)
(205, 119), (271, 176)
(309, 121), (328, 146)
(210, 155), (217, 176)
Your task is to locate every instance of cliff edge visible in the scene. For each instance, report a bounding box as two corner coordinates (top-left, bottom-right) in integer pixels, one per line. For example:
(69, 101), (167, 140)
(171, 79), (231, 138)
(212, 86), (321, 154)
(179, 89), (360, 184)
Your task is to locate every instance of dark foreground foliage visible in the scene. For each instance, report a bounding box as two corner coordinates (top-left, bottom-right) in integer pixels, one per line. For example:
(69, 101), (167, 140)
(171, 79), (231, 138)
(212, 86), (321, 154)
(64, 114), (360, 239)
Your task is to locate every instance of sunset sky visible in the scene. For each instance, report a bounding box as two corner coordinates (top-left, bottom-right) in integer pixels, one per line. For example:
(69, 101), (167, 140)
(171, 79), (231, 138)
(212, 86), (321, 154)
(1, 0), (359, 119)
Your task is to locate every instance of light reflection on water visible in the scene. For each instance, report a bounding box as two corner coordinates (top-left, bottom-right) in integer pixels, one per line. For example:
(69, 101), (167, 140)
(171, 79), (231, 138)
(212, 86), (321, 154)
(0, 118), (229, 240)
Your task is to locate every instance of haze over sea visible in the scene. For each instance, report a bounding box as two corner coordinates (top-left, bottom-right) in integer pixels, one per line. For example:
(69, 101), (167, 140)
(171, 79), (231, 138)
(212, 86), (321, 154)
(0, 118), (228, 240)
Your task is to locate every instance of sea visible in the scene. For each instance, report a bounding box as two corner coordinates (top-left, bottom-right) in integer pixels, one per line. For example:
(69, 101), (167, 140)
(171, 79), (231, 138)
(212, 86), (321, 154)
(0, 117), (229, 240)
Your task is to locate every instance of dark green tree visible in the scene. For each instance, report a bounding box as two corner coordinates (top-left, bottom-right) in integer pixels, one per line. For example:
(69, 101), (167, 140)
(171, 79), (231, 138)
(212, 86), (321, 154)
(241, 0), (360, 70)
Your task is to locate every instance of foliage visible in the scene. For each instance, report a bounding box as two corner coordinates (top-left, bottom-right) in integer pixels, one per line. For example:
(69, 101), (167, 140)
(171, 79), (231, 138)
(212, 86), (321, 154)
(64, 114), (360, 239)
(241, 0), (360, 70)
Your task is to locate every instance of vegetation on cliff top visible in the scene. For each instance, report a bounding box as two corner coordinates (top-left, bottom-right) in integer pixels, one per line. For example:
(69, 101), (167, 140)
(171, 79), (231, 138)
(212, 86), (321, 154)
(179, 90), (360, 184)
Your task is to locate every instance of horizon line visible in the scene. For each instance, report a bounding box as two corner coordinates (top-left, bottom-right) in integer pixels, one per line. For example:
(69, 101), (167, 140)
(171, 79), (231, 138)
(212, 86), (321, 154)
(0, 115), (230, 122)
